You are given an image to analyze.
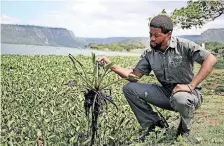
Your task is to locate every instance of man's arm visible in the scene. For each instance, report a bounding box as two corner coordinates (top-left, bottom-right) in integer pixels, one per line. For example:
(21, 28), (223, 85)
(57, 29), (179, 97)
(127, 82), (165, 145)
(110, 64), (143, 82)
(172, 54), (217, 95)
(172, 40), (217, 95)
(189, 54), (217, 89)
(97, 56), (143, 82)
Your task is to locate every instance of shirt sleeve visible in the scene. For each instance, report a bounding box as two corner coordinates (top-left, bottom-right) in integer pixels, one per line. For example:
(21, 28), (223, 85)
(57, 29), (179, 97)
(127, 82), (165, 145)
(187, 41), (211, 64)
(134, 51), (151, 75)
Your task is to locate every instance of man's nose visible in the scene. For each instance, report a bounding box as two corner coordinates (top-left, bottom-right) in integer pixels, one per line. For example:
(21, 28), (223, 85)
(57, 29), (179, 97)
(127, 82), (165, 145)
(150, 35), (155, 41)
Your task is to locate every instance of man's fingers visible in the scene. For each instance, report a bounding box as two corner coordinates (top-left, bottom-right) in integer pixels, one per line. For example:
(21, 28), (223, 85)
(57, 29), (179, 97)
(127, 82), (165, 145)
(171, 87), (178, 95)
(96, 56), (110, 65)
(96, 57), (103, 62)
(172, 88), (191, 96)
(171, 91), (176, 96)
(97, 56), (106, 61)
(96, 57), (102, 61)
(96, 57), (107, 65)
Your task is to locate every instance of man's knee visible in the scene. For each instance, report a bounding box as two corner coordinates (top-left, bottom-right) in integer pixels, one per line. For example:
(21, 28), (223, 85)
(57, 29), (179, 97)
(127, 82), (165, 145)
(170, 92), (193, 111)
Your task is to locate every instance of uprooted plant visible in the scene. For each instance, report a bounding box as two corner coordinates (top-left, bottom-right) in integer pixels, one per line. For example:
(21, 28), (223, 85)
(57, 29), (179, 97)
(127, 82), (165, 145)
(68, 53), (132, 146)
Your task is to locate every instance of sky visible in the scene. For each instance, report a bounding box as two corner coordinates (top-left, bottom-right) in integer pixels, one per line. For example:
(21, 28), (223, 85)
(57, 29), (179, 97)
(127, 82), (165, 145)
(1, 0), (224, 37)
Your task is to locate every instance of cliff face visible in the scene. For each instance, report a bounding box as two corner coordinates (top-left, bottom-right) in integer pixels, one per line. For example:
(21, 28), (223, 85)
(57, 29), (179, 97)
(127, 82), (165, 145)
(1, 24), (83, 48)
(200, 28), (224, 44)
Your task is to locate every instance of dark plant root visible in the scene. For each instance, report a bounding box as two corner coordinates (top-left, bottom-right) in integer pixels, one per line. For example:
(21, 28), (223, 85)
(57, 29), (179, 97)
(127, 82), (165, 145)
(84, 90), (95, 117)
(90, 98), (99, 146)
(84, 89), (118, 146)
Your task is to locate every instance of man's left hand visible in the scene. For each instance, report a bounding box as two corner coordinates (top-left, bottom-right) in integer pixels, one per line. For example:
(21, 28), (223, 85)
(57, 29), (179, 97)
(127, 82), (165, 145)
(171, 84), (193, 96)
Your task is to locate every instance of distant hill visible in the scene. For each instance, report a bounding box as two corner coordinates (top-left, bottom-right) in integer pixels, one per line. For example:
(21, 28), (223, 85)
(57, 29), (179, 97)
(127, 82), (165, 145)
(1, 24), (83, 48)
(118, 37), (149, 46)
(1, 24), (223, 48)
(200, 28), (224, 44)
(177, 35), (201, 43)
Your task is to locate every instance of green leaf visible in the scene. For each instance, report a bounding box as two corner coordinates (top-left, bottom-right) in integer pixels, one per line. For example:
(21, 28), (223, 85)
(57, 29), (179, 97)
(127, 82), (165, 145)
(69, 54), (83, 67)
(69, 136), (77, 144)
(68, 54), (93, 89)
(92, 52), (96, 65)
(98, 62), (114, 87)
(68, 54), (76, 65)
(48, 135), (57, 139)
(76, 126), (80, 131)
(92, 64), (97, 86)
(118, 117), (125, 126)
(100, 78), (124, 90)
(81, 139), (91, 145)
(7, 120), (14, 127)
(108, 136), (115, 141)
(94, 63), (99, 88)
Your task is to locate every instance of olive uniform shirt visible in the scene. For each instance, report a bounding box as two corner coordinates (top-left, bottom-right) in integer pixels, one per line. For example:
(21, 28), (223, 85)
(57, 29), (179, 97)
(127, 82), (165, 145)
(134, 37), (211, 93)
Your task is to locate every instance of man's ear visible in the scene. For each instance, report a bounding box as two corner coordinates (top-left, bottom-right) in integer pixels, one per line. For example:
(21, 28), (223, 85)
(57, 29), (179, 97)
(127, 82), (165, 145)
(167, 31), (172, 37)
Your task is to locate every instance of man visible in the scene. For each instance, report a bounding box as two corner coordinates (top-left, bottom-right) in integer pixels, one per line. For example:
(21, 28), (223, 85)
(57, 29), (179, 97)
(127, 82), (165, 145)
(97, 15), (217, 139)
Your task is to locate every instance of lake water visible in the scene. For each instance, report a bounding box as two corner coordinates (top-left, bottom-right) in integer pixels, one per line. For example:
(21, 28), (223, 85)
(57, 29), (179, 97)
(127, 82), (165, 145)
(1, 43), (141, 56)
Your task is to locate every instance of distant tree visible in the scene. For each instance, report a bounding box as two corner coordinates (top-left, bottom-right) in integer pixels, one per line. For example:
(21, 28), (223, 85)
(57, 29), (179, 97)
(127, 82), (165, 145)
(205, 42), (224, 53)
(137, 42), (146, 49)
(88, 43), (98, 49)
(161, 9), (167, 14)
(86, 42), (146, 52)
(149, 0), (224, 29)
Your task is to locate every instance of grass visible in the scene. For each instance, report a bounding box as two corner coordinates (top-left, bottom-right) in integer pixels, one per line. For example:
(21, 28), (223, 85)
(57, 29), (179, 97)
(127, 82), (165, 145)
(189, 94), (224, 146)
(215, 58), (224, 69)
(1, 54), (224, 146)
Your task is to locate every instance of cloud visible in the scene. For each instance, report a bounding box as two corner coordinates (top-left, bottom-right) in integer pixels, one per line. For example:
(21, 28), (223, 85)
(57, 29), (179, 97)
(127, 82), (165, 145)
(1, 14), (21, 24)
(3, 0), (224, 37)
(26, 0), (169, 37)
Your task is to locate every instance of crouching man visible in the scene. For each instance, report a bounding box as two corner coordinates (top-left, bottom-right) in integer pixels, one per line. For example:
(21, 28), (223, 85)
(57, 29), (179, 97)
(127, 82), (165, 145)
(97, 15), (217, 139)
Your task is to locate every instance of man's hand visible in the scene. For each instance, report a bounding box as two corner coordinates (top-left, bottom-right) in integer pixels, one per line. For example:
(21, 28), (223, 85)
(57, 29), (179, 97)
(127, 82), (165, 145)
(96, 56), (111, 65)
(171, 84), (193, 96)
(127, 73), (140, 81)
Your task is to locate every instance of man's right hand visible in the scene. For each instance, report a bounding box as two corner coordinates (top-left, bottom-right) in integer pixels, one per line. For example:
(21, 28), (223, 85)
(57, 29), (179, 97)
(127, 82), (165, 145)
(96, 56), (111, 65)
(96, 56), (142, 81)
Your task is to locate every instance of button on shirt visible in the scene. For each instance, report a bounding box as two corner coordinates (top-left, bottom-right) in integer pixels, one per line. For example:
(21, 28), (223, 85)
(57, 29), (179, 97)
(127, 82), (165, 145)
(134, 37), (211, 92)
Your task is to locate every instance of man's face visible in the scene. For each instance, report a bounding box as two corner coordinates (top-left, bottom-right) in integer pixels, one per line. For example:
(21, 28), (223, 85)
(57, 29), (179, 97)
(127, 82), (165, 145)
(149, 27), (170, 50)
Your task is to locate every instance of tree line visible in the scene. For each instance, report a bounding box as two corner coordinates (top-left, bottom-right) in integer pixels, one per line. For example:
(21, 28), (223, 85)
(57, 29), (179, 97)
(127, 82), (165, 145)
(85, 42), (146, 52)
(205, 42), (224, 54)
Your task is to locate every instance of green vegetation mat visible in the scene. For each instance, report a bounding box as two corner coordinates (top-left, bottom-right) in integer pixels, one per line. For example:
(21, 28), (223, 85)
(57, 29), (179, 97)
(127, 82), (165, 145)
(1, 55), (224, 146)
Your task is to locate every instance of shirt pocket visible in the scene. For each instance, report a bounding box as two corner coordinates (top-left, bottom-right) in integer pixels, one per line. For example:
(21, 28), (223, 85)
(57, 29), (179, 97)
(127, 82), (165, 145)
(168, 55), (186, 68)
(168, 56), (191, 82)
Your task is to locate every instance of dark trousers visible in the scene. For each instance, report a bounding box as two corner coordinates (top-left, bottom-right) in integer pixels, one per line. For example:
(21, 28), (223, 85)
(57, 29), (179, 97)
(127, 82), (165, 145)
(122, 82), (202, 131)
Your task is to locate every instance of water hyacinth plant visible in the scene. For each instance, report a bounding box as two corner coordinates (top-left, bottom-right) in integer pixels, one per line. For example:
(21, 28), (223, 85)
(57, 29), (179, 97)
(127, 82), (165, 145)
(68, 53), (128, 146)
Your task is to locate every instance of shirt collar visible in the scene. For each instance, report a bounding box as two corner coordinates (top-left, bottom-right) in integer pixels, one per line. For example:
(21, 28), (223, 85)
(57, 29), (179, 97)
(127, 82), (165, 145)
(168, 37), (177, 49)
(148, 37), (177, 53)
